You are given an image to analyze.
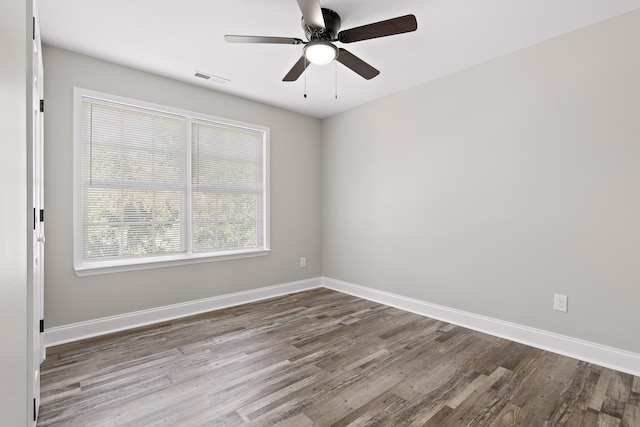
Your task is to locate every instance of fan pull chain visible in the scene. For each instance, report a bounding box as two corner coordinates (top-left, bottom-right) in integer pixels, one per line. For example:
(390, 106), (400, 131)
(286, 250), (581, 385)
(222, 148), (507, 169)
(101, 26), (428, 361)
(304, 57), (308, 98)
(335, 60), (338, 99)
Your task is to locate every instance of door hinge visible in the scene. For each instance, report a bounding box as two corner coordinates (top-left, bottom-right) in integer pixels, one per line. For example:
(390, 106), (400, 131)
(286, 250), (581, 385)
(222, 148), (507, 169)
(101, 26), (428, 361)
(40, 319), (44, 333)
(40, 99), (45, 113)
(33, 398), (37, 422)
(32, 17), (35, 40)
(33, 208), (36, 230)
(40, 209), (45, 222)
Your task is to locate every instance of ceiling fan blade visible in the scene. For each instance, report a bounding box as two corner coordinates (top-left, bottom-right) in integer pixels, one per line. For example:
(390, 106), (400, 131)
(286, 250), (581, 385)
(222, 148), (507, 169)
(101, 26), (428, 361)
(283, 56), (310, 82)
(224, 35), (304, 45)
(337, 14), (417, 43)
(296, 0), (325, 29)
(337, 48), (380, 80)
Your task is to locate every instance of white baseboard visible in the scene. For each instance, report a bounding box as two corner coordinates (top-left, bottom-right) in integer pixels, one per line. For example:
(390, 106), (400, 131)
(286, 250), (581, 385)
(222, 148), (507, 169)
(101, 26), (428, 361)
(44, 277), (322, 348)
(323, 277), (640, 377)
(45, 275), (640, 377)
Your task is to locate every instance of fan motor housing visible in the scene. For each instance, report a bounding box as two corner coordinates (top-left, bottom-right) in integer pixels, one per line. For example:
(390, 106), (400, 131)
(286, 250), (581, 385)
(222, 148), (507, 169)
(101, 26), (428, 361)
(302, 8), (341, 41)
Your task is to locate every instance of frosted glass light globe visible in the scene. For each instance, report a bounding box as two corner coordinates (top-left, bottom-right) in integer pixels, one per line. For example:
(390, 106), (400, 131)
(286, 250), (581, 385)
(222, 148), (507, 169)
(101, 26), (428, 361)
(304, 41), (338, 65)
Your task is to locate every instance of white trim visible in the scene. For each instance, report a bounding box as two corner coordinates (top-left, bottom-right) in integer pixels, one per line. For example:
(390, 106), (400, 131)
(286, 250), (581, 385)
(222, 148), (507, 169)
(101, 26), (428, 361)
(322, 277), (640, 377)
(44, 276), (640, 377)
(44, 277), (322, 348)
(74, 249), (271, 277)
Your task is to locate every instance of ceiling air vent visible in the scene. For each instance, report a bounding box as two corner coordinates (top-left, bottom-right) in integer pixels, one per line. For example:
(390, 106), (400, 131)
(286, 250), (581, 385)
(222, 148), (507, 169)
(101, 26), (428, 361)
(194, 71), (230, 84)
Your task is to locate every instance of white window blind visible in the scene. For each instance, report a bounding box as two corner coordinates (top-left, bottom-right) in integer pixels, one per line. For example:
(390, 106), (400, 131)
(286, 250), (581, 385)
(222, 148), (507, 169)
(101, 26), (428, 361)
(191, 121), (265, 253)
(81, 99), (187, 260)
(74, 88), (269, 275)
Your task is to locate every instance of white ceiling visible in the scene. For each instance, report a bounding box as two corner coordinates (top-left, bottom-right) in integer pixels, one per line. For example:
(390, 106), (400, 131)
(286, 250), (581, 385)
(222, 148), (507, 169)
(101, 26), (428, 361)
(38, 0), (638, 119)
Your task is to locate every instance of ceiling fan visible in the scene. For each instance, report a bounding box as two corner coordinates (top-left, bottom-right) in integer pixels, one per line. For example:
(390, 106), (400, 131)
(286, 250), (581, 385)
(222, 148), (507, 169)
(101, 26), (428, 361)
(224, 0), (418, 82)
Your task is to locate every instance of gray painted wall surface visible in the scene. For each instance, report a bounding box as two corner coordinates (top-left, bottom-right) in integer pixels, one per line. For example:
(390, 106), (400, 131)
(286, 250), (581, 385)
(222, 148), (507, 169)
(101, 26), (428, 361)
(43, 45), (322, 328)
(0, 0), (29, 424)
(323, 10), (640, 354)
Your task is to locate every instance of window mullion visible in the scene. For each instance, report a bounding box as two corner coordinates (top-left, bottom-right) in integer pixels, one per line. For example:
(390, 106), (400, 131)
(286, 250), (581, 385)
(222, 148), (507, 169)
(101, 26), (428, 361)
(185, 119), (193, 255)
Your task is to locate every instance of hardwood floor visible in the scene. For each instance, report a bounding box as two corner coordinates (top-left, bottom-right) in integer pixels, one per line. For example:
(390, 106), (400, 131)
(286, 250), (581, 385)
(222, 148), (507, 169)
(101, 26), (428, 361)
(38, 288), (640, 426)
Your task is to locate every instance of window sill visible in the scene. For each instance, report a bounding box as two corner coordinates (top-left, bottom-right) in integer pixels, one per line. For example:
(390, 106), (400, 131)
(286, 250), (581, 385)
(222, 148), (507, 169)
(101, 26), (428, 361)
(74, 249), (270, 277)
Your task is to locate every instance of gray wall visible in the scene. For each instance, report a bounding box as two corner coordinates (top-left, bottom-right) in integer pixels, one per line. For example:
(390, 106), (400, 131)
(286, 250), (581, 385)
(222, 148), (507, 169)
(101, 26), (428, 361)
(323, 10), (640, 354)
(43, 46), (323, 328)
(0, 0), (29, 424)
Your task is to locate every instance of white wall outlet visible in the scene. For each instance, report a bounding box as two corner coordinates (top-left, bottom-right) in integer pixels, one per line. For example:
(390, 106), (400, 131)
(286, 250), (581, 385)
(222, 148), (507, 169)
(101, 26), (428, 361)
(553, 294), (568, 312)
(300, 257), (306, 268)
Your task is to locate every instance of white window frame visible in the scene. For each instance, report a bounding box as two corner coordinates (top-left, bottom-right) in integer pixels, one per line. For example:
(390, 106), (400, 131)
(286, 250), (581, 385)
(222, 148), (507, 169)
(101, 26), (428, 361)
(73, 88), (270, 276)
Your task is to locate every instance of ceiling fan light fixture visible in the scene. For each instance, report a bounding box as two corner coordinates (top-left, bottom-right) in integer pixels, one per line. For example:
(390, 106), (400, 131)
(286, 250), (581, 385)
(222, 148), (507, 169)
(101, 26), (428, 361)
(304, 40), (338, 65)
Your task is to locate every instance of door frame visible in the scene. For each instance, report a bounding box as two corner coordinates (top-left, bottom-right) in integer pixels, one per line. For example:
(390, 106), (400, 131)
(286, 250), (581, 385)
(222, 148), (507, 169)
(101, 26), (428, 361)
(28, 0), (45, 423)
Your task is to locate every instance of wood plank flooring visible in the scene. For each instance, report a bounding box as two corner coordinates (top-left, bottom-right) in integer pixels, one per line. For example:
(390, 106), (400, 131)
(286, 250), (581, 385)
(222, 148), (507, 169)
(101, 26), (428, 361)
(37, 288), (640, 426)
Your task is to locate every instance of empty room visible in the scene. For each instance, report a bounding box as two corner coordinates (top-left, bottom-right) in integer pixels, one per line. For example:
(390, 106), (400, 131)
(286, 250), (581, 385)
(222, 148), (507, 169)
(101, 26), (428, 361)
(2, 0), (640, 426)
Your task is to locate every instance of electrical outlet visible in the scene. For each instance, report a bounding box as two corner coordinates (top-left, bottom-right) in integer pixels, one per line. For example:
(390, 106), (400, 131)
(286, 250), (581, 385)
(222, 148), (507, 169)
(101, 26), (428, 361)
(300, 257), (306, 268)
(553, 294), (568, 312)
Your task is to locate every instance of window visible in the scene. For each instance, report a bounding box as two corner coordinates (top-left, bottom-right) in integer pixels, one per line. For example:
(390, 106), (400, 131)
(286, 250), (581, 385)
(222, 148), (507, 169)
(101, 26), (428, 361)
(73, 88), (269, 275)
